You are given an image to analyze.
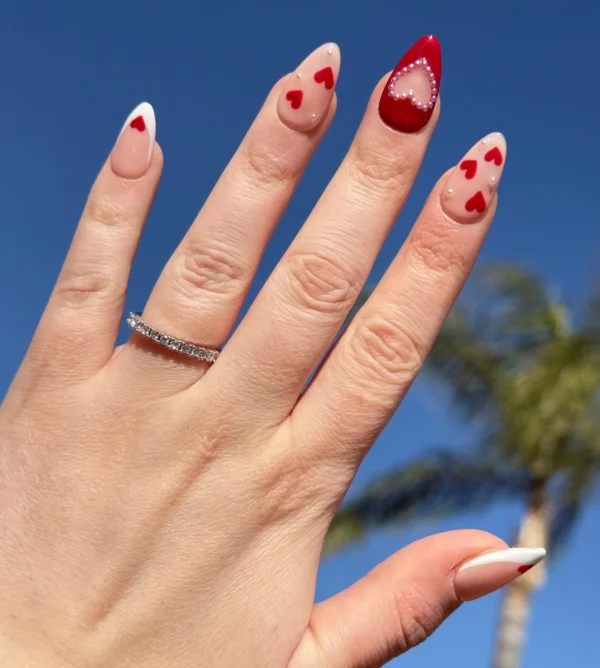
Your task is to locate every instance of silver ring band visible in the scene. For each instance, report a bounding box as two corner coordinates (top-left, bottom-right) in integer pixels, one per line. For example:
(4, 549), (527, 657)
(126, 312), (220, 364)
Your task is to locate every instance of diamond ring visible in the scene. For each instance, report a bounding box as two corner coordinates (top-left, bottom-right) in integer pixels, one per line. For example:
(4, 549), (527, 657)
(126, 312), (220, 364)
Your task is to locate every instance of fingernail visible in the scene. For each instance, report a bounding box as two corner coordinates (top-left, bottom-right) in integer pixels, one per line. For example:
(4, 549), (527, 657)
(441, 132), (507, 223)
(111, 102), (156, 179)
(379, 35), (442, 133)
(277, 43), (341, 132)
(454, 547), (546, 602)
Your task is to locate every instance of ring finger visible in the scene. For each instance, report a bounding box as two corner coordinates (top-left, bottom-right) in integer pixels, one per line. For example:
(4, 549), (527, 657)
(119, 43), (341, 389)
(294, 130), (506, 467)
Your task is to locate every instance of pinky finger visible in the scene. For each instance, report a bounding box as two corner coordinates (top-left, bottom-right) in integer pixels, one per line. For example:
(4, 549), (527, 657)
(33, 103), (161, 380)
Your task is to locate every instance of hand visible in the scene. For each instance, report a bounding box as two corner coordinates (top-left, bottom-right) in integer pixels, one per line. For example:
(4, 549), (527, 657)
(0, 36), (540, 668)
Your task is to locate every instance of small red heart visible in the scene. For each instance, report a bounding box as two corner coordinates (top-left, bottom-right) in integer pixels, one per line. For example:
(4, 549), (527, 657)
(286, 90), (303, 110)
(517, 564), (533, 574)
(314, 67), (335, 90)
(484, 146), (503, 166)
(459, 159), (477, 180)
(465, 191), (486, 213)
(130, 115), (146, 132)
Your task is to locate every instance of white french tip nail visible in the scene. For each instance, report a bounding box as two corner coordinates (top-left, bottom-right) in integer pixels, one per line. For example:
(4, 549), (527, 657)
(458, 547), (547, 572)
(118, 102), (156, 160)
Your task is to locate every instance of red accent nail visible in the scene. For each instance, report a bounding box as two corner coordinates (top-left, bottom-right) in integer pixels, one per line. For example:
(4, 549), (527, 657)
(379, 35), (442, 133)
(130, 115), (146, 132)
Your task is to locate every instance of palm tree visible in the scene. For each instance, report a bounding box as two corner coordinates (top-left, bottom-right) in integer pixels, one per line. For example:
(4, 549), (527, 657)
(325, 265), (600, 668)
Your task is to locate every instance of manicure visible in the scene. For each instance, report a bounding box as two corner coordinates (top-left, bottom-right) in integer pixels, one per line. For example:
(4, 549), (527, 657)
(441, 132), (507, 223)
(111, 102), (156, 179)
(379, 35), (442, 133)
(277, 43), (341, 132)
(454, 547), (546, 602)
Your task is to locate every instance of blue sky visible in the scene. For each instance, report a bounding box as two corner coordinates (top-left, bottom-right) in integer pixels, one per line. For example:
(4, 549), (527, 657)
(1, 0), (599, 665)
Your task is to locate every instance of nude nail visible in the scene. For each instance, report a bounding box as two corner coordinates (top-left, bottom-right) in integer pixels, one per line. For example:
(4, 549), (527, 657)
(441, 132), (507, 224)
(454, 547), (546, 602)
(277, 43), (340, 132)
(111, 102), (156, 179)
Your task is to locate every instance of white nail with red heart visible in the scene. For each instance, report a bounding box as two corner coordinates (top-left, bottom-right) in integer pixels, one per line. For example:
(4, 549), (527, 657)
(454, 547), (546, 602)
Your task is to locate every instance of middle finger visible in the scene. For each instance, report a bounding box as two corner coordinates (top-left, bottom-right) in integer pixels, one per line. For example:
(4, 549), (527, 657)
(208, 35), (442, 418)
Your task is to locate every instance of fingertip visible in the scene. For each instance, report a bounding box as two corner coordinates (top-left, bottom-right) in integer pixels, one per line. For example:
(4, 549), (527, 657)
(277, 42), (340, 133)
(454, 544), (547, 602)
(111, 101), (156, 180)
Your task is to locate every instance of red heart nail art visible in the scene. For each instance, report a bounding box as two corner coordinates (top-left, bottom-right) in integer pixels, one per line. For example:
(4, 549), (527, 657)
(130, 115), (146, 132)
(459, 160), (477, 180)
(465, 191), (486, 213)
(285, 90), (303, 110)
(379, 35), (442, 134)
(484, 147), (503, 166)
(314, 66), (335, 90)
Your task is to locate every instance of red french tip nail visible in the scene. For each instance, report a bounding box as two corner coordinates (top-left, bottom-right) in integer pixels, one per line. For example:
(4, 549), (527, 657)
(379, 35), (442, 134)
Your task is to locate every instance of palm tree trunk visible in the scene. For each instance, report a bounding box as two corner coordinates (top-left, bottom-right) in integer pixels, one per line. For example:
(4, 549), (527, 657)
(491, 476), (548, 668)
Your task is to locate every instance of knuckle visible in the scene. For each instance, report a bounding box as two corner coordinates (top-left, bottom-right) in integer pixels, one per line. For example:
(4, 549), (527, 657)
(350, 314), (425, 384)
(85, 193), (136, 229)
(350, 141), (413, 193)
(243, 139), (302, 189)
(389, 585), (444, 655)
(54, 267), (125, 309)
(172, 241), (251, 301)
(285, 252), (359, 317)
(408, 220), (467, 275)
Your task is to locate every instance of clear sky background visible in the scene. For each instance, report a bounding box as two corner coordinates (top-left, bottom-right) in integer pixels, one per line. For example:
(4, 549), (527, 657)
(1, 0), (599, 665)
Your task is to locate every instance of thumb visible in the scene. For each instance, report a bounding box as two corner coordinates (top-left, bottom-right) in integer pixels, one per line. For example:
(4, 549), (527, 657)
(291, 530), (546, 668)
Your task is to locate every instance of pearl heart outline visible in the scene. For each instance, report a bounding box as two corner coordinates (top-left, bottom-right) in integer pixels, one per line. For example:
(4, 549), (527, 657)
(386, 57), (438, 111)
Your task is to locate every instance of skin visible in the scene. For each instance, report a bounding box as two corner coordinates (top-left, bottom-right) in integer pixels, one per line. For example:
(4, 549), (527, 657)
(0, 74), (509, 668)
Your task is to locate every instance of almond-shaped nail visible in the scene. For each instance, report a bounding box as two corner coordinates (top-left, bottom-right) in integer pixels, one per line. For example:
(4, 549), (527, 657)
(111, 102), (156, 179)
(441, 132), (507, 223)
(455, 547), (546, 602)
(379, 35), (442, 133)
(277, 43), (340, 132)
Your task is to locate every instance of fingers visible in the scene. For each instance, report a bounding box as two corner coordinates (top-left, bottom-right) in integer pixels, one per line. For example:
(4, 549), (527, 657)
(209, 36), (442, 418)
(293, 132), (506, 462)
(291, 532), (546, 668)
(32, 103), (161, 380)
(119, 43), (340, 389)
